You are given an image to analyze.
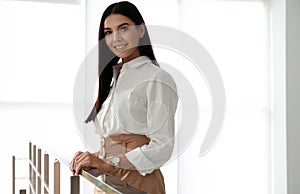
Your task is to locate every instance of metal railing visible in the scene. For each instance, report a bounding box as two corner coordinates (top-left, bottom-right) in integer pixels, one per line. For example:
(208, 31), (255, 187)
(80, 170), (122, 194)
(12, 142), (123, 194)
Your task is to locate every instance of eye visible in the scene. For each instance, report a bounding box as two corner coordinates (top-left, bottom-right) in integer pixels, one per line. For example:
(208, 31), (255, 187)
(120, 27), (128, 32)
(104, 31), (112, 36)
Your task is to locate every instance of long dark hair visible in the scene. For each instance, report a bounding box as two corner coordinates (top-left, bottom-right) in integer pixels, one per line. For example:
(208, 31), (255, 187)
(85, 1), (158, 123)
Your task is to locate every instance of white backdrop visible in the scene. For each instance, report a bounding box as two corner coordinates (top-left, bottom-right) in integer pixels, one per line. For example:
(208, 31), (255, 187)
(0, 0), (271, 193)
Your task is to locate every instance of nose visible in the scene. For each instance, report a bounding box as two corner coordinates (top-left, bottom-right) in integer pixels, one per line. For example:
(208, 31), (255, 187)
(112, 31), (122, 42)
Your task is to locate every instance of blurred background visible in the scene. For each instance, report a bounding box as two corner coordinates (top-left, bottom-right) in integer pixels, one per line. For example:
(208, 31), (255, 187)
(1, 0), (299, 193)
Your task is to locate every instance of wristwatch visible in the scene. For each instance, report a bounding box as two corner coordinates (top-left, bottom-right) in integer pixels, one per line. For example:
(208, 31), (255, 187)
(111, 156), (120, 168)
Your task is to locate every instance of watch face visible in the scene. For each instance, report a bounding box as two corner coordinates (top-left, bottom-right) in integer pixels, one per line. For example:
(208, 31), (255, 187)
(112, 156), (120, 164)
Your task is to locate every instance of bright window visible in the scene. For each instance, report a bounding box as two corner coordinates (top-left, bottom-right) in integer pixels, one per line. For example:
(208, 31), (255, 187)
(0, 1), (85, 193)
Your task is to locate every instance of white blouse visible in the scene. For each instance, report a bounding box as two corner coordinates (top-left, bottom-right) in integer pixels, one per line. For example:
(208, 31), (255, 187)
(94, 56), (178, 175)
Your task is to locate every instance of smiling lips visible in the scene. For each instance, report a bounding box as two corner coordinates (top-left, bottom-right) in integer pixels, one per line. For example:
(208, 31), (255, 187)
(113, 43), (128, 51)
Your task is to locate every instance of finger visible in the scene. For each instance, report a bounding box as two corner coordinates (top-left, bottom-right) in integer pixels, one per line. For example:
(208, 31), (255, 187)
(73, 151), (83, 159)
(74, 151), (91, 166)
(75, 167), (81, 176)
(73, 152), (91, 173)
(74, 152), (99, 175)
(70, 151), (83, 172)
(70, 159), (75, 172)
(70, 161), (76, 175)
(75, 161), (88, 176)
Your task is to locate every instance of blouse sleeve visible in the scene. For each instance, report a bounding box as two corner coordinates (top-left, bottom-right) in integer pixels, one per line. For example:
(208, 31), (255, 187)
(125, 70), (178, 175)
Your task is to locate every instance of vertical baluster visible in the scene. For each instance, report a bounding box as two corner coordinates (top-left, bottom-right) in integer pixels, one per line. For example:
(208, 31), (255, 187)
(33, 145), (36, 193)
(19, 189), (26, 194)
(54, 160), (60, 194)
(44, 153), (49, 194)
(29, 143), (32, 194)
(37, 148), (41, 194)
(12, 155), (15, 194)
(71, 176), (80, 194)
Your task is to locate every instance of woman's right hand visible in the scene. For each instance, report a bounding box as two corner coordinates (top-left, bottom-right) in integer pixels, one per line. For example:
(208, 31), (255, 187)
(70, 151), (84, 175)
(70, 151), (112, 176)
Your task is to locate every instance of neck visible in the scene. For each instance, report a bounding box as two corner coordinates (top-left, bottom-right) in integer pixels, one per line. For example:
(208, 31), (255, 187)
(121, 50), (141, 64)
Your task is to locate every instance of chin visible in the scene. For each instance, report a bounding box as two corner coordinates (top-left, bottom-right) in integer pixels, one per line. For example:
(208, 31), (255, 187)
(115, 51), (133, 59)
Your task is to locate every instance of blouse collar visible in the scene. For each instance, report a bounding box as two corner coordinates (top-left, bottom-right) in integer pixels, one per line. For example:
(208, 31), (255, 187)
(121, 55), (151, 69)
(112, 56), (152, 81)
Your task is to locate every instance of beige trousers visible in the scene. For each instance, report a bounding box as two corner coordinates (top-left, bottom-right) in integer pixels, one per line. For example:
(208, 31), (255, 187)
(94, 134), (166, 194)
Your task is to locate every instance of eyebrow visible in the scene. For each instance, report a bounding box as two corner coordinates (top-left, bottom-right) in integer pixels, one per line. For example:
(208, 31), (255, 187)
(104, 22), (130, 31)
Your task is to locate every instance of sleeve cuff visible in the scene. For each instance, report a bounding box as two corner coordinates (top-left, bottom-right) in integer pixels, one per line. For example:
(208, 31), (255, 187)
(125, 147), (157, 176)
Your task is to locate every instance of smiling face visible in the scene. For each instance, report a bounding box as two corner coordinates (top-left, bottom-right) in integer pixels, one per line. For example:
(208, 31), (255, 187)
(104, 14), (145, 63)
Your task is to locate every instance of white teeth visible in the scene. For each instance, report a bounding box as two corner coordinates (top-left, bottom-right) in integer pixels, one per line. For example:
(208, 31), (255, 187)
(114, 44), (126, 50)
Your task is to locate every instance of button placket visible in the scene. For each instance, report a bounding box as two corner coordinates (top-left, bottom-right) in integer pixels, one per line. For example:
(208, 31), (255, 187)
(99, 137), (105, 159)
(101, 78), (117, 134)
(101, 65), (127, 135)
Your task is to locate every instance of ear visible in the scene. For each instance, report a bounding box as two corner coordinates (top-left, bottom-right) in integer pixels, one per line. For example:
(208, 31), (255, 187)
(138, 23), (146, 38)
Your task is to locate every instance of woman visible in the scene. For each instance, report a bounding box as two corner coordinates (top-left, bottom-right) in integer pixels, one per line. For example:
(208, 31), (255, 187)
(70, 1), (178, 193)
